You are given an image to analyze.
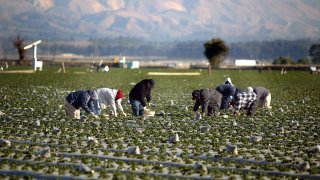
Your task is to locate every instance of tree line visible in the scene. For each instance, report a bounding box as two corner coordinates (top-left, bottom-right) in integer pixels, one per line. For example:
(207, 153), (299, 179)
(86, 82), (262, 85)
(1, 36), (319, 64)
(204, 38), (320, 65)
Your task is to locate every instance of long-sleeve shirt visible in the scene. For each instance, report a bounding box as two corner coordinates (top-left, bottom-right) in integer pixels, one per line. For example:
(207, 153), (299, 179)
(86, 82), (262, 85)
(234, 91), (257, 113)
(193, 88), (222, 114)
(96, 88), (124, 115)
(129, 79), (153, 107)
(215, 84), (236, 97)
(253, 87), (270, 99)
(65, 90), (98, 114)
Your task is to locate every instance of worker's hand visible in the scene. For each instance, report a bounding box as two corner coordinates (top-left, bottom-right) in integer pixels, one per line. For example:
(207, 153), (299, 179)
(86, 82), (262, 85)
(234, 112), (241, 116)
(91, 112), (100, 120)
(114, 113), (118, 117)
(147, 102), (151, 107)
(122, 112), (127, 117)
(101, 113), (109, 117)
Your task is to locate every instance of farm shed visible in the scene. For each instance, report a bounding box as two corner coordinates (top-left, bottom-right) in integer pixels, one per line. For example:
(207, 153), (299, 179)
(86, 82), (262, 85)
(235, 59), (257, 66)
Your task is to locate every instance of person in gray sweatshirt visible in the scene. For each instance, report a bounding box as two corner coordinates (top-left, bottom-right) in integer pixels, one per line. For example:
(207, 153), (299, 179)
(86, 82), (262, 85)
(192, 88), (222, 116)
(247, 86), (272, 109)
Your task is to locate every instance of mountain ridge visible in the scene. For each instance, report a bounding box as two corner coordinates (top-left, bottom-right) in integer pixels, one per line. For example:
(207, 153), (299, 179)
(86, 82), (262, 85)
(0, 0), (319, 42)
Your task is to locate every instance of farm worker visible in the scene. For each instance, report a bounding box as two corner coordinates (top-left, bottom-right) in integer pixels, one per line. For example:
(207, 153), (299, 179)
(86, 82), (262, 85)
(129, 79), (155, 116)
(192, 88), (222, 116)
(95, 88), (126, 117)
(65, 90), (100, 120)
(103, 65), (109, 73)
(233, 89), (257, 116)
(247, 86), (272, 109)
(224, 77), (234, 86)
(215, 84), (236, 110)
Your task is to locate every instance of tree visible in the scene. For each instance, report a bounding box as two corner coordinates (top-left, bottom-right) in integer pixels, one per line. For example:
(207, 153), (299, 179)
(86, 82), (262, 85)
(272, 56), (295, 65)
(12, 35), (26, 65)
(297, 57), (311, 65)
(204, 38), (229, 73)
(309, 44), (320, 64)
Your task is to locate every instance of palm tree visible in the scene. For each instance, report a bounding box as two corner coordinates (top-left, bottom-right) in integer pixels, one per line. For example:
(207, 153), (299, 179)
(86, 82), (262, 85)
(204, 38), (229, 74)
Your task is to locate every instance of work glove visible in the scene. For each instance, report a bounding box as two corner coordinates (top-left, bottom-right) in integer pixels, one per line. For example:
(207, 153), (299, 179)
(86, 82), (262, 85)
(122, 112), (127, 117)
(147, 102), (151, 107)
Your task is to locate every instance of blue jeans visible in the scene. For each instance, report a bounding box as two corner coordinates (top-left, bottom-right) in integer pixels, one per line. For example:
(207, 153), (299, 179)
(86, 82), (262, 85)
(129, 98), (144, 116)
(220, 96), (229, 110)
(89, 99), (101, 115)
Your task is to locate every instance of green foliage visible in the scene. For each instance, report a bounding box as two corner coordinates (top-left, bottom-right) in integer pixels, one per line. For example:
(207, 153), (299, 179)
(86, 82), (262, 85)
(204, 38), (229, 66)
(309, 44), (320, 64)
(272, 56), (295, 65)
(297, 57), (311, 65)
(1, 67), (320, 179)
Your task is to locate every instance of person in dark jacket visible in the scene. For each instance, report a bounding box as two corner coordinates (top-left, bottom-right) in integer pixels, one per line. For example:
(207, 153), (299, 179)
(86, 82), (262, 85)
(129, 79), (155, 116)
(65, 90), (100, 119)
(215, 84), (236, 110)
(192, 88), (222, 116)
(247, 86), (271, 109)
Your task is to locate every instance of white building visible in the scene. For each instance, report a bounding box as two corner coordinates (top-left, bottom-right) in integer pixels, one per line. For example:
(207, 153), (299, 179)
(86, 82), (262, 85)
(235, 59), (256, 66)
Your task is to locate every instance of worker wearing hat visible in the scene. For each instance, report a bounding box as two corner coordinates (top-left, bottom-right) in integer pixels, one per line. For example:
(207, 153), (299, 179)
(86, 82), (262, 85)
(95, 88), (126, 117)
(192, 88), (222, 116)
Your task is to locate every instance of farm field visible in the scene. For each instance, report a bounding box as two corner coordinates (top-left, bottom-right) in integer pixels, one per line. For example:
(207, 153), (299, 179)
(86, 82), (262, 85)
(0, 66), (320, 179)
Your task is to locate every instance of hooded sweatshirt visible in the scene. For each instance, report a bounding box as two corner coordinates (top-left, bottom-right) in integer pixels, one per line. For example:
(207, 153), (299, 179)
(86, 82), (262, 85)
(96, 88), (124, 115)
(193, 88), (222, 114)
(129, 79), (154, 107)
(253, 87), (270, 99)
(215, 84), (236, 97)
(65, 90), (98, 114)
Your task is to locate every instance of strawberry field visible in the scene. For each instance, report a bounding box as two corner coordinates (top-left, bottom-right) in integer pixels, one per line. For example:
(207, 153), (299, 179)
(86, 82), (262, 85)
(0, 67), (320, 179)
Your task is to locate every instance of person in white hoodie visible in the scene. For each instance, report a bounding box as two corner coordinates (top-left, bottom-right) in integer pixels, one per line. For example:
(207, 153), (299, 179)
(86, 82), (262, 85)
(95, 88), (126, 117)
(224, 77), (234, 86)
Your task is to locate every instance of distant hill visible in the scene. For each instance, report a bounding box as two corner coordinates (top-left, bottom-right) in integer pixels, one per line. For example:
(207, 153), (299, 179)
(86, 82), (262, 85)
(0, 0), (319, 42)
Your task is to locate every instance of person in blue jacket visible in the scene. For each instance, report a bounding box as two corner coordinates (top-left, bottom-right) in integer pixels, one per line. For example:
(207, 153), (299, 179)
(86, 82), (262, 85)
(65, 90), (100, 120)
(215, 84), (236, 110)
